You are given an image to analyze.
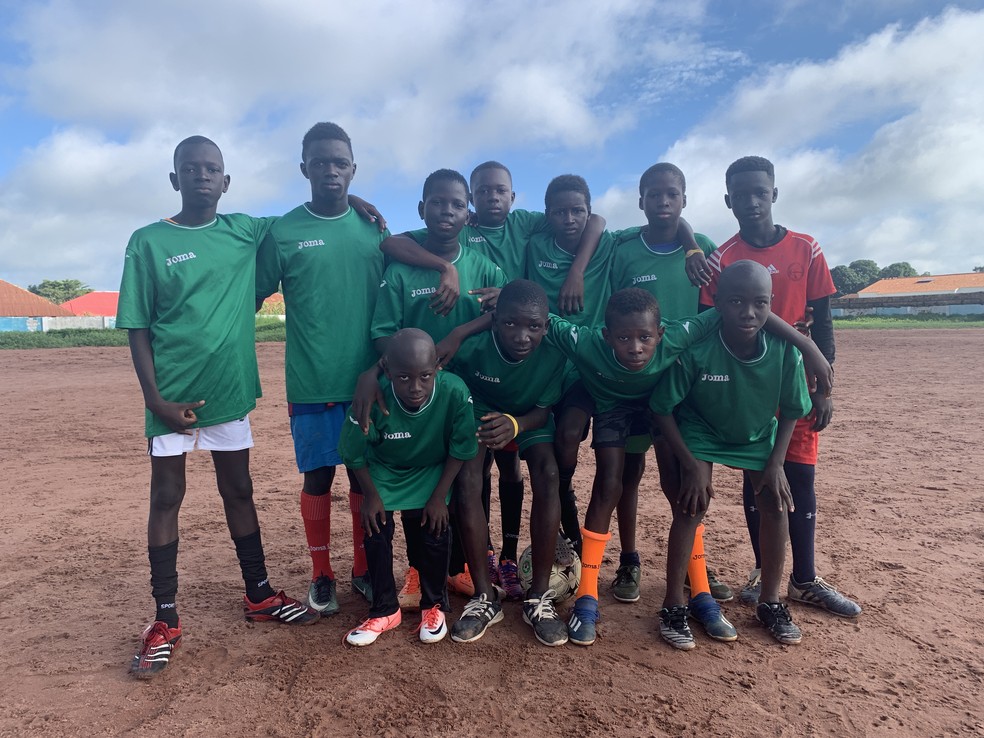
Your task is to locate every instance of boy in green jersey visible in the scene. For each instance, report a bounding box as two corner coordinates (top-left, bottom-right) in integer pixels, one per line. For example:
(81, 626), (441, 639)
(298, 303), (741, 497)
(442, 280), (571, 647)
(554, 288), (831, 647)
(651, 261), (813, 647)
(255, 122), (389, 617)
(119, 136), (317, 679)
(339, 330), (478, 646)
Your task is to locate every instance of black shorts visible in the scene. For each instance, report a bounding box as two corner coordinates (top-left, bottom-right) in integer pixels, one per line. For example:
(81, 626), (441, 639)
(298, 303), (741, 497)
(554, 380), (594, 443)
(591, 404), (656, 449)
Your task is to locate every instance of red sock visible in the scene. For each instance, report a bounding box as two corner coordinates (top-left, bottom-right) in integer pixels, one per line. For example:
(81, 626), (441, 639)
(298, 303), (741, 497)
(300, 491), (334, 580)
(350, 490), (368, 577)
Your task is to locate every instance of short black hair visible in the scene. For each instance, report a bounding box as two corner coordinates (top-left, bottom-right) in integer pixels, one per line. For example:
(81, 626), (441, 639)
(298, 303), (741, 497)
(639, 163), (685, 195)
(725, 156), (774, 186)
(496, 279), (549, 315)
(545, 174), (590, 211)
(302, 122), (353, 160)
(605, 288), (661, 327)
(422, 169), (469, 201)
(470, 160), (512, 187)
(173, 135), (220, 170)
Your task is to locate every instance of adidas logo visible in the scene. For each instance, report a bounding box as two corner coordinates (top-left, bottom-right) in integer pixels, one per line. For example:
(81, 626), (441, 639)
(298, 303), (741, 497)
(767, 264), (779, 275)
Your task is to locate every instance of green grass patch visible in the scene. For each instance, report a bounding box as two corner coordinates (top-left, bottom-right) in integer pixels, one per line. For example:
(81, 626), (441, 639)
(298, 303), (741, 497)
(834, 314), (984, 329)
(1, 319), (289, 349)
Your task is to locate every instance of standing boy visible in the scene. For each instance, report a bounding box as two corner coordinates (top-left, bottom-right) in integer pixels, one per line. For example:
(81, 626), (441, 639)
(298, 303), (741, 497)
(652, 260), (813, 647)
(700, 156), (860, 618)
(339, 330), (477, 646)
(120, 136), (317, 679)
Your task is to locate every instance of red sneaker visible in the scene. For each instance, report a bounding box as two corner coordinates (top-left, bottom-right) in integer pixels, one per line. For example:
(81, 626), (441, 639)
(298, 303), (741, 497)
(243, 591), (319, 625)
(129, 620), (182, 679)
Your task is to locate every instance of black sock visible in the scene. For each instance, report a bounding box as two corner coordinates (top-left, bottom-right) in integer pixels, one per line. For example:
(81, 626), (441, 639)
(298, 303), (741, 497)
(558, 467), (581, 548)
(620, 550), (640, 567)
(499, 480), (524, 561)
(149, 539), (179, 627)
(785, 461), (817, 583)
(742, 473), (762, 569)
(233, 530), (275, 603)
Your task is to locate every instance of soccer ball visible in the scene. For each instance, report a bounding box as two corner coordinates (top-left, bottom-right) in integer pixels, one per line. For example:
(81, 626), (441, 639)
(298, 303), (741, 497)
(517, 544), (581, 603)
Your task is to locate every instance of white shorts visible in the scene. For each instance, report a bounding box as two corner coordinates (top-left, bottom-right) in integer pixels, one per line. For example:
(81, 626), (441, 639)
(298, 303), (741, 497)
(148, 416), (254, 457)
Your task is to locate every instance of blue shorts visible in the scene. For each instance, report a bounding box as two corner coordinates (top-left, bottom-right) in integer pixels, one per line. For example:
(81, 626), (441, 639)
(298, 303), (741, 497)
(289, 402), (351, 473)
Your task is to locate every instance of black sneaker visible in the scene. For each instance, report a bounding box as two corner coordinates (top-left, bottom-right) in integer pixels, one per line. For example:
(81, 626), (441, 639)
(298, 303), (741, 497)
(308, 575), (339, 616)
(522, 590), (568, 647)
(756, 602), (802, 644)
(450, 593), (504, 644)
(787, 575), (862, 617)
(658, 605), (696, 651)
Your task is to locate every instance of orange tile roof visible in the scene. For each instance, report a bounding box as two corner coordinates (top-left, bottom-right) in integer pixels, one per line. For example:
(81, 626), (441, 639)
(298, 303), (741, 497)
(61, 291), (119, 317)
(859, 273), (984, 295)
(0, 279), (73, 317)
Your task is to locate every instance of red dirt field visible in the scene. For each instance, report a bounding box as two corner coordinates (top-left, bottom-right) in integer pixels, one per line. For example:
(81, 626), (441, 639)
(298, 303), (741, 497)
(1, 329), (982, 737)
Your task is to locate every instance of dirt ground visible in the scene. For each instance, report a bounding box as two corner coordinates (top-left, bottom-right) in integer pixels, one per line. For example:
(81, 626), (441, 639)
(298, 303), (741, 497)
(1, 329), (982, 737)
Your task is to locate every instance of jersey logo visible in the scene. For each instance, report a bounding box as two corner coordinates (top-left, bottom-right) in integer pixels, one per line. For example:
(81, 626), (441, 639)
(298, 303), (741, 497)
(570, 325), (579, 344)
(411, 287), (437, 298)
(297, 239), (325, 250)
(786, 263), (805, 281)
(379, 279), (387, 288)
(767, 264), (779, 275)
(165, 251), (197, 267)
(632, 274), (657, 285)
(700, 373), (730, 382)
(468, 236), (487, 244)
(474, 370), (500, 384)
(538, 260), (559, 270)
(383, 431), (411, 440)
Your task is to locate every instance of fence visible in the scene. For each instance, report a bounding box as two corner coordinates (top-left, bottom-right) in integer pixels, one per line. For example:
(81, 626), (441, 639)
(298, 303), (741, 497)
(831, 291), (984, 317)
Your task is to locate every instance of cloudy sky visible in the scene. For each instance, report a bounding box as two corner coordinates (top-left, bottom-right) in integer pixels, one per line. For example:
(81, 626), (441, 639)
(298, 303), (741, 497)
(0, 1), (981, 290)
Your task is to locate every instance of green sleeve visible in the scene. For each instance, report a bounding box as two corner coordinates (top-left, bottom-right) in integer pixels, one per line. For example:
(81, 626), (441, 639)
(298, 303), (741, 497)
(116, 245), (153, 329)
(513, 209), (549, 238)
(778, 343), (813, 420)
(255, 231), (283, 299)
(695, 232), (717, 256)
(406, 228), (427, 245)
(448, 383), (479, 461)
(649, 354), (696, 415)
(370, 267), (404, 341)
(538, 377), (564, 408)
(338, 413), (370, 469)
(659, 309), (720, 357)
(491, 264), (507, 288)
(544, 314), (580, 360)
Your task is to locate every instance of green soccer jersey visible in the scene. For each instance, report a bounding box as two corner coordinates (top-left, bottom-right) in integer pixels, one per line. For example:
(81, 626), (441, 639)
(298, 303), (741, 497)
(525, 230), (616, 328)
(448, 330), (568, 418)
(117, 214), (273, 437)
(545, 310), (719, 414)
(649, 331), (812, 471)
(371, 245), (507, 344)
(338, 371), (478, 510)
(256, 205), (388, 403)
(609, 229), (716, 322)
(409, 208), (549, 281)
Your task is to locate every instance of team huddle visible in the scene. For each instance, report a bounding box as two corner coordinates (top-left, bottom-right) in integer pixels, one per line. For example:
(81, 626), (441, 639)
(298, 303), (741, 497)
(117, 122), (861, 679)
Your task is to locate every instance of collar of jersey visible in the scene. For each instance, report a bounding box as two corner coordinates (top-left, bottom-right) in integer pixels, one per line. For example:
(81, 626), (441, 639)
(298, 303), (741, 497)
(161, 217), (217, 230)
(390, 381), (437, 415)
(552, 239), (577, 258)
(717, 329), (768, 364)
(492, 331), (525, 365)
(303, 204), (351, 221)
(640, 230), (682, 256)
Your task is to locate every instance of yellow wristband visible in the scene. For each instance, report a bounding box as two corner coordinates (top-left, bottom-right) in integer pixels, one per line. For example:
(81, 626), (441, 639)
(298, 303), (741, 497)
(684, 247), (704, 259)
(502, 413), (520, 441)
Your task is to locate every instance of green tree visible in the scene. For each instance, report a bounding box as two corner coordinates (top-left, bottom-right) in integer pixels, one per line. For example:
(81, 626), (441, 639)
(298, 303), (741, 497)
(848, 259), (881, 288)
(27, 279), (93, 304)
(879, 262), (919, 279)
(973, 265), (984, 273)
(830, 265), (865, 295)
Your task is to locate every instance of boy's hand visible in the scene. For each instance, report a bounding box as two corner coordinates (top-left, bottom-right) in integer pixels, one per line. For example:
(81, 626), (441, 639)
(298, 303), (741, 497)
(360, 492), (386, 536)
(801, 351), (834, 398)
(348, 195), (387, 232)
(754, 465), (794, 513)
(794, 306), (814, 336)
(477, 412), (517, 450)
(558, 271), (585, 315)
(435, 331), (463, 369)
(685, 250), (712, 287)
(152, 399), (205, 435)
(429, 263), (460, 316)
(351, 370), (387, 434)
(470, 287), (500, 312)
(678, 460), (714, 517)
(421, 496), (449, 537)
(810, 392), (834, 432)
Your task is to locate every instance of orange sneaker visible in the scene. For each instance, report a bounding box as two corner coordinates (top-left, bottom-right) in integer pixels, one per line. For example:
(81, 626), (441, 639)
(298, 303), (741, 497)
(345, 611), (402, 646)
(399, 567), (422, 611)
(447, 565), (476, 597)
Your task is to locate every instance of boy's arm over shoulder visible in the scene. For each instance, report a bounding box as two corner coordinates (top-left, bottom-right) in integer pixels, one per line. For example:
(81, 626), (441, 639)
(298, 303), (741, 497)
(544, 313), (584, 359)
(380, 230), (460, 316)
(255, 230), (284, 304)
(777, 342), (814, 421)
(660, 310), (721, 355)
(339, 409), (375, 469)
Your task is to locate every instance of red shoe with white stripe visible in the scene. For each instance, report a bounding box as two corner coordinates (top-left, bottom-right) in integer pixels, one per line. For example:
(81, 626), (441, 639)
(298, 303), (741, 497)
(243, 591), (319, 625)
(130, 620), (182, 678)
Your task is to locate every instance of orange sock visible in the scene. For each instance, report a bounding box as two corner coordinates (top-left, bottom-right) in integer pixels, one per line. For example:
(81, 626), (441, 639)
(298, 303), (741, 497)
(575, 527), (612, 600)
(350, 491), (369, 577)
(300, 491), (334, 580)
(687, 523), (710, 598)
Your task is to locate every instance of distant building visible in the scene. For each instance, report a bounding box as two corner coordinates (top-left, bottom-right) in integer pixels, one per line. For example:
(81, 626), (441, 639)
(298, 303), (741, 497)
(833, 272), (984, 317)
(0, 278), (72, 330)
(857, 273), (984, 298)
(61, 291), (119, 317)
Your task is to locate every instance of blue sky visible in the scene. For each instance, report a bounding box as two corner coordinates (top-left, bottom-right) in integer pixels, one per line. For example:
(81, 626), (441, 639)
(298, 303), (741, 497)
(1, 0), (981, 290)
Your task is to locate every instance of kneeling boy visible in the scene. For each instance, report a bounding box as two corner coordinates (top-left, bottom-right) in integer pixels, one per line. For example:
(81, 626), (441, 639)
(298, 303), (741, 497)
(652, 261), (813, 647)
(339, 330), (477, 645)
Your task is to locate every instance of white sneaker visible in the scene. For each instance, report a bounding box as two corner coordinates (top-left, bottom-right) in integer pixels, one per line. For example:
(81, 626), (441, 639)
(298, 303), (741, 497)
(344, 611), (401, 647)
(418, 605), (448, 644)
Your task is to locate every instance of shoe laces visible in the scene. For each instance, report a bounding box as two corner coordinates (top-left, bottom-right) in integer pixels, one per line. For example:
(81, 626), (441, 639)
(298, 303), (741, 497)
(402, 568), (420, 591)
(461, 593), (494, 618)
(765, 602), (793, 624)
(527, 590), (559, 620)
(312, 577), (335, 600)
(663, 605), (689, 629)
(807, 576), (833, 591)
(613, 565), (636, 588)
(142, 620), (174, 646)
(418, 605), (444, 631)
